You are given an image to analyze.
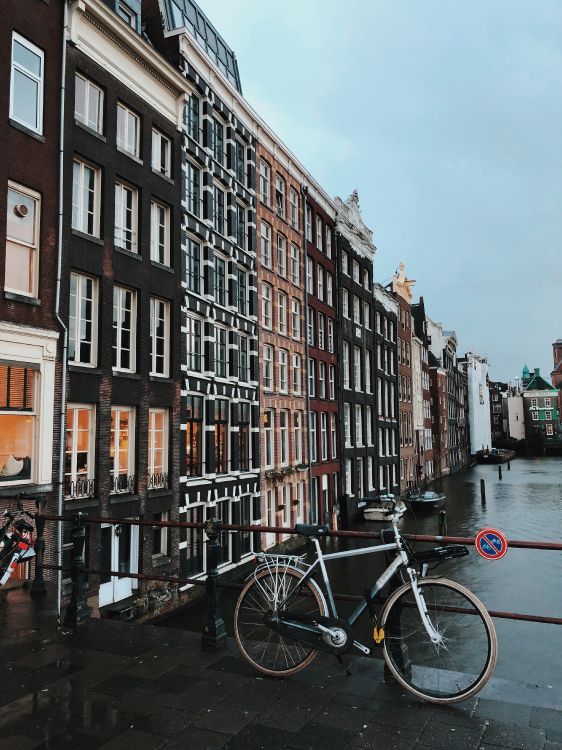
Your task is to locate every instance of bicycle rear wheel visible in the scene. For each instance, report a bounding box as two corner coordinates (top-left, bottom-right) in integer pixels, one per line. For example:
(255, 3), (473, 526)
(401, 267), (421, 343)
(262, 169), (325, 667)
(234, 568), (327, 677)
(381, 578), (497, 704)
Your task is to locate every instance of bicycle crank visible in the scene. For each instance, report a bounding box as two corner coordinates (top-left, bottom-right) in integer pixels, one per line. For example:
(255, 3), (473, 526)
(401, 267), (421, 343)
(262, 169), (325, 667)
(263, 611), (355, 655)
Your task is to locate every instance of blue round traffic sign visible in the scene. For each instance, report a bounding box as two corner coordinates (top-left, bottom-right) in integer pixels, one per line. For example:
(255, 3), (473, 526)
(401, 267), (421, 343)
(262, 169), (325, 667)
(475, 528), (508, 560)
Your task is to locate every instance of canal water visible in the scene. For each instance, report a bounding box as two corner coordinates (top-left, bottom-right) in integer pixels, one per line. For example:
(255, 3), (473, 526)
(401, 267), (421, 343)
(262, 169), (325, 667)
(161, 457), (562, 688)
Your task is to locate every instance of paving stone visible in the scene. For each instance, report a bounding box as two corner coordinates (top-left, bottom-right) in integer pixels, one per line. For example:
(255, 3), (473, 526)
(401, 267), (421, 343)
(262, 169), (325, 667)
(544, 742), (562, 750)
(475, 698), (533, 728)
(530, 707), (562, 733)
(369, 700), (433, 731)
(223, 723), (295, 750)
(316, 702), (376, 732)
(94, 673), (153, 698)
(34, 730), (103, 749)
(0, 736), (41, 750)
(548, 729), (562, 744)
(111, 688), (166, 716)
(480, 719), (546, 749)
(418, 717), (484, 749)
(98, 728), (168, 749)
(192, 704), (259, 735)
(351, 721), (419, 749)
(161, 727), (229, 749)
(330, 692), (380, 710)
(287, 721), (356, 749)
(219, 685), (280, 712)
(139, 705), (199, 738)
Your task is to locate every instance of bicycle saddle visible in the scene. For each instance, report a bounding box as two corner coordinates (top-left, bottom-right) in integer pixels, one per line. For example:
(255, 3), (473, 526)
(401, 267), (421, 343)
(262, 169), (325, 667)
(294, 523), (329, 537)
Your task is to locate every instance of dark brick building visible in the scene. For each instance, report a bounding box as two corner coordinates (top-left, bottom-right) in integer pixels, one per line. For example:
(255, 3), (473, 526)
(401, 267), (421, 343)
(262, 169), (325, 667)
(335, 192), (377, 507)
(0, 0), (64, 581)
(62, 0), (185, 616)
(412, 298), (435, 484)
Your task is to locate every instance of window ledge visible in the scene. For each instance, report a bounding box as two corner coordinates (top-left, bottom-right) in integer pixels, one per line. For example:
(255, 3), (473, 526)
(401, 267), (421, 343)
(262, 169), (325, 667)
(150, 260), (173, 274)
(116, 147), (143, 165)
(149, 375), (173, 383)
(109, 493), (140, 505)
(74, 119), (106, 142)
(69, 364), (100, 373)
(152, 555), (172, 568)
(151, 168), (174, 185)
(148, 487), (172, 497)
(112, 370), (140, 380)
(4, 291), (41, 306)
(9, 119), (45, 142)
(114, 245), (141, 260)
(0, 483), (52, 498)
(72, 229), (104, 246)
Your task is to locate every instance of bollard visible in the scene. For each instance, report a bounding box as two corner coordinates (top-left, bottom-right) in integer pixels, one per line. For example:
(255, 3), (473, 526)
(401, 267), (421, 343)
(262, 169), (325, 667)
(64, 513), (90, 627)
(30, 494), (47, 596)
(498, 465), (502, 480)
(480, 478), (486, 504)
(438, 510), (448, 536)
(201, 518), (227, 651)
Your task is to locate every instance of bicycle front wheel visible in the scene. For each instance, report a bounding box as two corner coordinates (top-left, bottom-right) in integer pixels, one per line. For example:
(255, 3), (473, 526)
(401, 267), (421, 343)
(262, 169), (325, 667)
(381, 578), (497, 704)
(234, 568), (327, 677)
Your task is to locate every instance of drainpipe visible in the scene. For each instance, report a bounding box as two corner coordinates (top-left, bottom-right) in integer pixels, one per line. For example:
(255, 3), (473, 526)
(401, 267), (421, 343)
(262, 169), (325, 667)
(300, 185), (315, 523)
(54, 0), (70, 618)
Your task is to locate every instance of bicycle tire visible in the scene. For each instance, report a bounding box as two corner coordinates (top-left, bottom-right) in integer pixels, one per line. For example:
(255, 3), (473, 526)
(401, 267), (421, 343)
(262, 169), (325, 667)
(381, 577), (497, 704)
(234, 567), (328, 677)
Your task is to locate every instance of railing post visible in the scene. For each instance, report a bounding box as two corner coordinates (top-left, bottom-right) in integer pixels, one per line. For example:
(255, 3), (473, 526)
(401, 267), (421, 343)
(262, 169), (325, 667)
(64, 512), (90, 627)
(30, 494), (47, 597)
(201, 518), (227, 651)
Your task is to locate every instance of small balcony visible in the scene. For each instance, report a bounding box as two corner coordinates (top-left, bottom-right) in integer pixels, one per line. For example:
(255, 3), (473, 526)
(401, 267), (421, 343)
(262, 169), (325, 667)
(148, 472), (169, 491)
(65, 477), (95, 501)
(110, 474), (135, 496)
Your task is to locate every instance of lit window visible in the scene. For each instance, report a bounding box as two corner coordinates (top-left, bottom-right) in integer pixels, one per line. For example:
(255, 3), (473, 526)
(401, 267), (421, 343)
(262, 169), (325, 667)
(185, 395), (203, 476)
(148, 408), (169, 488)
(72, 159), (100, 237)
(5, 182), (40, 297)
(113, 286), (136, 372)
(10, 33), (44, 134)
(75, 73), (103, 133)
(69, 272), (97, 366)
(151, 129), (171, 177)
(117, 102), (140, 158)
(0, 365), (36, 485)
(150, 297), (170, 376)
(110, 406), (135, 494)
(214, 400), (229, 474)
(114, 181), (138, 253)
(151, 200), (170, 265)
(64, 404), (95, 498)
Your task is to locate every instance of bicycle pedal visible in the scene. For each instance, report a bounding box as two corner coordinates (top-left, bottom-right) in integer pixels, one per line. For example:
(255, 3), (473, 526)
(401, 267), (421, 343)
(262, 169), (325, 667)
(373, 625), (385, 645)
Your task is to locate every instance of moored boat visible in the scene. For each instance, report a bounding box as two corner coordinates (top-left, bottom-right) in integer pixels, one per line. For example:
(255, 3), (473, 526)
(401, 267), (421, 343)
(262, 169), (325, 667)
(476, 449), (516, 465)
(363, 495), (407, 522)
(406, 490), (446, 511)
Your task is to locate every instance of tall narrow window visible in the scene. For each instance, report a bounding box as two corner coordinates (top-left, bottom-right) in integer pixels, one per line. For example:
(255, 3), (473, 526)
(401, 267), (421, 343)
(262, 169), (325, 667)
(309, 412), (317, 462)
(318, 314), (325, 349)
(114, 181), (138, 253)
(239, 335), (249, 382)
(325, 226), (332, 257)
(292, 353), (302, 394)
(72, 159), (100, 237)
(294, 412), (303, 463)
(354, 347), (362, 391)
(113, 286), (136, 372)
(150, 200), (170, 265)
(117, 102), (140, 158)
(290, 188), (299, 229)
(318, 362), (326, 399)
(185, 237), (201, 294)
(277, 291), (287, 335)
(306, 257), (314, 294)
(326, 273), (333, 306)
(344, 403), (351, 447)
(184, 161), (200, 216)
(278, 349), (288, 393)
(65, 405), (95, 498)
(236, 204), (246, 249)
(320, 412), (328, 460)
(151, 129), (171, 177)
(75, 73), (103, 133)
(305, 206), (312, 241)
(148, 409), (168, 488)
(234, 140), (245, 184)
(329, 365), (335, 400)
(185, 315), (202, 371)
(307, 307), (315, 346)
(69, 272), (97, 366)
(342, 289), (349, 318)
(308, 358), (316, 397)
(5, 183), (40, 297)
(342, 252), (349, 275)
(262, 283), (272, 329)
(355, 404), (363, 446)
(260, 221), (271, 267)
(237, 268), (248, 315)
(259, 159), (271, 205)
(214, 255), (226, 305)
(214, 326), (227, 377)
(330, 413), (337, 459)
(317, 267), (324, 301)
(10, 33), (44, 134)
(239, 403), (251, 471)
(150, 298), (170, 376)
(185, 93), (199, 141)
(291, 298), (301, 340)
(343, 343), (350, 389)
(185, 395), (203, 476)
(214, 399), (229, 473)
(327, 319), (334, 353)
(210, 117), (224, 164)
(263, 345), (273, 390)
(316, 216), (323, 251)
(279, 410), (289, 465)
(275, 174), (286, 218)
(290, 244), (300, 286)
(110, 406), (135, 494)
(277, 233), (287, 277)
(213, 186), (225, 235)
(264, 410), (274, 468)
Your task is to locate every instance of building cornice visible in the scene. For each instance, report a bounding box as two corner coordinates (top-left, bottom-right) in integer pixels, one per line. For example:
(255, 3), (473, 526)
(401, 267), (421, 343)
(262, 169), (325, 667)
(334, 191), (376, 261)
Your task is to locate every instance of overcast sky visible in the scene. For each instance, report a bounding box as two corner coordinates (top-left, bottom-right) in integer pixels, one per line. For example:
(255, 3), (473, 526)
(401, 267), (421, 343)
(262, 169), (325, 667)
(198, 0), (562, 383)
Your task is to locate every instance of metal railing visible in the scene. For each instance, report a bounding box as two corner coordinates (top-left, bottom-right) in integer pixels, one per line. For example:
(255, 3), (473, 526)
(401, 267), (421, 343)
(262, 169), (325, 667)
(30, 513), (562, 651)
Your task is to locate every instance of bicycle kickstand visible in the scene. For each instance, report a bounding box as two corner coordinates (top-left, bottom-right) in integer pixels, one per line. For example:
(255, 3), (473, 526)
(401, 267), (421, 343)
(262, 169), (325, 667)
(336, 654), (352, 677)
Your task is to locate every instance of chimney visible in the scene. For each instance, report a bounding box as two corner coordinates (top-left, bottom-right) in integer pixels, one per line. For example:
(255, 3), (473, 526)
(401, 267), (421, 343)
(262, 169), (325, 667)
(534, 368), (540, 377)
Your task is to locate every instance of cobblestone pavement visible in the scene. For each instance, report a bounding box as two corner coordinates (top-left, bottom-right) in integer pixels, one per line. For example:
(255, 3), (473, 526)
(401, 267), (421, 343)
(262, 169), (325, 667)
(0, 587), (561, 750)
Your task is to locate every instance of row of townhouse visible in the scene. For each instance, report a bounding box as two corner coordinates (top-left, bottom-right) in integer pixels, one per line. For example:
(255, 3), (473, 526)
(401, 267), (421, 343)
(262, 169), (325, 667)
(1, 0), (485, 619)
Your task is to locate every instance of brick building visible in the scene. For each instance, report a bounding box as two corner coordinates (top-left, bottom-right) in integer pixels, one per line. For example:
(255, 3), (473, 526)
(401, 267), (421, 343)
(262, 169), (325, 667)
(0, 0), (63, 580)
(429, 354), (448, 476)
(373, 283), (400, 494)
(256, 140), (308, 545)
(412, 298), (434, 484)
(61, 0), (186, 616)
(336, 192), (378, 506)
(305, 192), (340, 525)
(392, 262), (415, 494)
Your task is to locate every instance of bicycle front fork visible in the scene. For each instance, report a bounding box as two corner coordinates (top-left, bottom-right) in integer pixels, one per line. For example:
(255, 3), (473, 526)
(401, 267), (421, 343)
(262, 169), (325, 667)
(405, 568), (442, 644)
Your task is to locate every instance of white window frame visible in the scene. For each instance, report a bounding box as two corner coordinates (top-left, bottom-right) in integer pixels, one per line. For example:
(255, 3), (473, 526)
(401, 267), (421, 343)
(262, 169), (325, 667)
(264, 410), (274, 468)
(263, 345), (273, 390)
(150, 199), (170, 266)
(278, 291), (288, 336)
(151, 128), (171, 177)
(69, 272), (98, 367)
(344, 403), (351, 447)
(261, 221), (272, 268)
(110, 406), (136, 492)
(326, 273), (333, 306)
(329, 365), (335, 400)
(327, 319), (334, 353)
(277, 233), (287, 277)
(259, 159), (271, 205)
(291, 298), (301, 340)
(65, 404), (96, 496)
(330, 413), (337, 459)
(10, 33), (44, 135)
(316, 216), (323, 251)
(72, 158), (101, 237)
(290, 243), (300, 286)
(262, 283), (272, 329)
(75, 72), (103, 134)
(148, 408), (169, 481)
(309, 411), (317, 463)
(308, 358), (316, 398)
(117, 102), (140, 158)
(113, 286), (137, 373)
(294, 412), (303, 463)
(290, 188), (299, 229)
(279, 409), (289, 465)
(5, 181), (40, 298)
(114, 180), (138, 253)
(150, 297), (170, 377)
(292, 353), (302, 395)
(278, 349), (288, 393)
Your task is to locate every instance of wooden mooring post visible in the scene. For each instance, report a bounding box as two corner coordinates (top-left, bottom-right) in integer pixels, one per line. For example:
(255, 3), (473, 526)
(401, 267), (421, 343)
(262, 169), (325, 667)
(498, 465), (502, 480)
(480, 478), (486, 504)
